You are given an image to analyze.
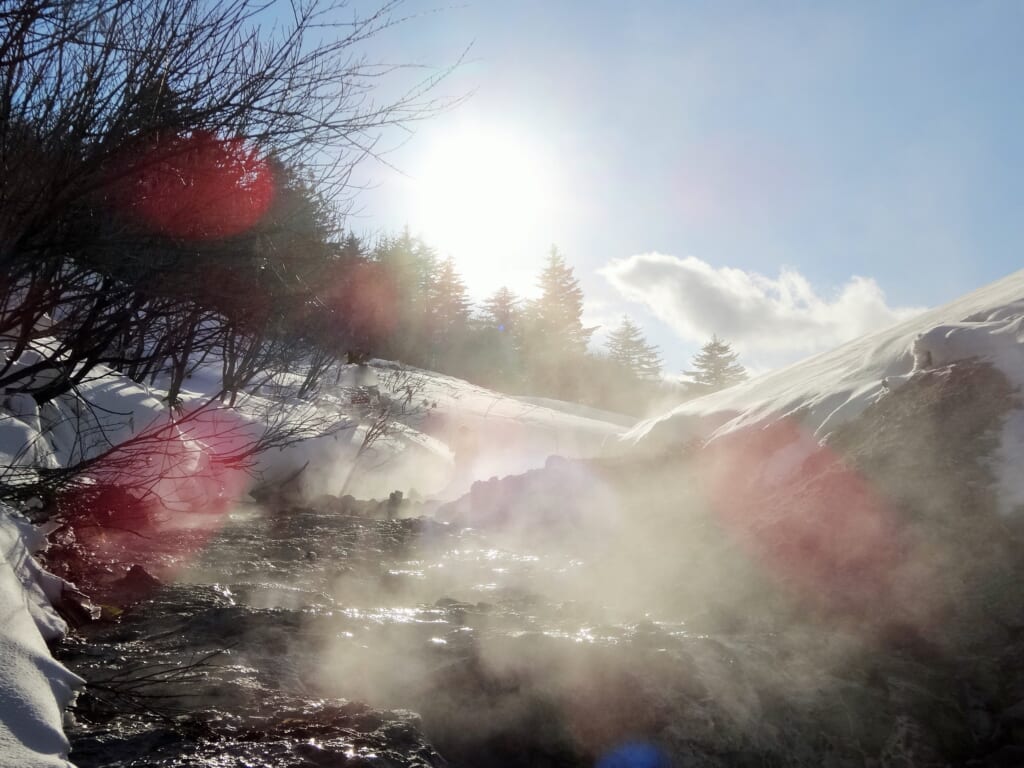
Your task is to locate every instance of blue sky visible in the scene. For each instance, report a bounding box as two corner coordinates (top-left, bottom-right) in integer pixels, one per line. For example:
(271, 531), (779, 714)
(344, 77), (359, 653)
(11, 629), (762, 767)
(348, 1), (1024, 372)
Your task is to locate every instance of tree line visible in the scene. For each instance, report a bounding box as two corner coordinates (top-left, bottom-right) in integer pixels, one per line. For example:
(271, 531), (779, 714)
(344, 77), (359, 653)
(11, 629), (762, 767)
(0, 0), (746, 421)
(335, 232), (747, 412)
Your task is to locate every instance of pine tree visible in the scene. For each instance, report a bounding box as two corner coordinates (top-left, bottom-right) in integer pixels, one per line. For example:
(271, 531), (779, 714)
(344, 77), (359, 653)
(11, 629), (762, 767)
(338, 232), (366, 261)
(429, 256), (471, 339)
(685, 335), (747, 391)
(422, 256), (470, 371)
(372, 228), (437, 362)
(481, 286), (521, 333)
(473, 286), (523, 387)
(519, 246), (596, 398)
(606, 315), (662, 379)
(533, 246), (594, 356)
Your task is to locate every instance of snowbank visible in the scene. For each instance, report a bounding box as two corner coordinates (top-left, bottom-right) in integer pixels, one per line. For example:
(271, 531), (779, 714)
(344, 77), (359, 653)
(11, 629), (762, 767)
(366, 362), (629, 498)
(626, 269), (1024, 452)
(247, 363), (630, 501)
(0, 506), (82, 768)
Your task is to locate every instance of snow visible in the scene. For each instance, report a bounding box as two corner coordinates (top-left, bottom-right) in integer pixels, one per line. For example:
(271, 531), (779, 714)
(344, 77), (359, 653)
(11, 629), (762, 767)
(626, 269), (1024, 452)
(369, 363), (629, 498)
(0, 505), (82, 768)
(252, 362), (630, 500)
(511, 395), (637, 428)
(0, 345), (631, 766)
(1, 345), (630, 514)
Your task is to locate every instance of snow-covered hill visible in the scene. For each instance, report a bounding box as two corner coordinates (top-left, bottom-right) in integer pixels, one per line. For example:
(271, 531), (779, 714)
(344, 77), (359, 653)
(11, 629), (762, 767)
(243, 361), (630, 501)
(627, 268), (1024, 450)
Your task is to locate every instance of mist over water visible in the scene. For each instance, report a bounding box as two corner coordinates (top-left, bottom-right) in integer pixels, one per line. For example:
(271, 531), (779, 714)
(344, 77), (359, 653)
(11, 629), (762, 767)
(57, 361), (1024, 767)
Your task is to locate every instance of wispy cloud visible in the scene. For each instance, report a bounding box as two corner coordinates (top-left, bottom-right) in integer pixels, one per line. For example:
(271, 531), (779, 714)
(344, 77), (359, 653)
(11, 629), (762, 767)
(601, 253), (924, 368)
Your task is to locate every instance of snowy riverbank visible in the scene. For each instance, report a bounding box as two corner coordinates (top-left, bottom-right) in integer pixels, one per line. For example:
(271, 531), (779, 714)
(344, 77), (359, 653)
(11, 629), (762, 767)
(0, 506), (82, 767)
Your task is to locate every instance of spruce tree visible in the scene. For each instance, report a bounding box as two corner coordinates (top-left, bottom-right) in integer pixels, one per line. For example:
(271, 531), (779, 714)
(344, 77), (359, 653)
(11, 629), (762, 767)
(520, 246), (595, 397)
(475, 286), (523, 387)
(338, 232), (366, 261)
(481, 286), (521, 333)
(372, 228), (436, 363)
(428, 257), (471, 340)
(685, 335), (747, 391)
(606, 315), (662, 379)
(533, 246), (594, 356)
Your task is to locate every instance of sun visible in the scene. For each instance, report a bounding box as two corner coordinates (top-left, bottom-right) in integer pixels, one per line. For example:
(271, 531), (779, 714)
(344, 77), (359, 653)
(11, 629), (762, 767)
(409, 122), (562, 295)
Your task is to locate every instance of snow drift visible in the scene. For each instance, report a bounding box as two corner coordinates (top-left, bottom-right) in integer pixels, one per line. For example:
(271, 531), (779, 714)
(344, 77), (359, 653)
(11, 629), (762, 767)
(627, 268), (1024, 452)
(0, 506), (82, 768)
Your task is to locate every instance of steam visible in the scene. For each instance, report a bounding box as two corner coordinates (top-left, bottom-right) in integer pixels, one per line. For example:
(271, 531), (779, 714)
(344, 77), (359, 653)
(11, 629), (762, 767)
(166, 360), (1018, 764)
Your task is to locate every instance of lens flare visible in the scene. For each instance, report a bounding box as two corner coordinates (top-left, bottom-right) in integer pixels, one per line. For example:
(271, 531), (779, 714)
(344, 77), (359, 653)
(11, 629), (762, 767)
(117, 131), (274, 240)
(53, 405), (255, 599)
(699, 418), (911, 623)
(596, 742), (671, 768)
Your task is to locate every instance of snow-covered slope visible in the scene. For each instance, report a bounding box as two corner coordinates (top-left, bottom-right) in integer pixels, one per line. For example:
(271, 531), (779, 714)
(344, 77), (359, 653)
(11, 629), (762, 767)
(0, 349), (629, 514)
(398, 364), (628, 493)
(258, 362), (630, 501)
(627, 269), (1024, 452)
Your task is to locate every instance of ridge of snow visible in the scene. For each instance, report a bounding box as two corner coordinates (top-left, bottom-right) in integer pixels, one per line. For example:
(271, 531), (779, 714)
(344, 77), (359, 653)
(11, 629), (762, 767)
(626, 269), (1024, 452)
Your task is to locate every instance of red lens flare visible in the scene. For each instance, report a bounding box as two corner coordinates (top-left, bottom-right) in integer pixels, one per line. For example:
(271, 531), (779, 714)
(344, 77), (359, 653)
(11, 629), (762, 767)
(117, 131), (274, 240)
(698, 419), (917, 624)
(52, 405), (256, 600)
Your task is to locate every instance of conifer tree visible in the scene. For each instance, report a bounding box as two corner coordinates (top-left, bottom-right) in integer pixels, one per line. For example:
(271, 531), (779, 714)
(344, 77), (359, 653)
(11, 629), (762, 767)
(472, 285), (524, 387)
(428, 257), (471, 340)
(481, 286), (521, 334)
(685, 335), (747, 391)
(606, 315), (662, 379)
(422, 256), (470, 371)
(338, 232), (366, 261)
(372, 228), (436, 363)
(520, 246), (595, 397)
(533, 246), (594, 356)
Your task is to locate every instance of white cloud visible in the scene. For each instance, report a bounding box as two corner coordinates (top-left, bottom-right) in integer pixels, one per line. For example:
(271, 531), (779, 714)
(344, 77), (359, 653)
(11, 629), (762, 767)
(601, 253), (924, 368)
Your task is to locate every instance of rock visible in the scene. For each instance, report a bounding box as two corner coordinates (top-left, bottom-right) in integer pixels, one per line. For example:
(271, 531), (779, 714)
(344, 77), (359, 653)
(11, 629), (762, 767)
(58, 584), (101, 626)
(112, 564), (161, 597)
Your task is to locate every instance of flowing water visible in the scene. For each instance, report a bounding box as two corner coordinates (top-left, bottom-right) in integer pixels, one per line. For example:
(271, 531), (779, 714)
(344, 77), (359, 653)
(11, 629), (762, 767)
(56, 490), (1007, 767)
(53, 368), (1024, 766)
(58, 503), (705, 767)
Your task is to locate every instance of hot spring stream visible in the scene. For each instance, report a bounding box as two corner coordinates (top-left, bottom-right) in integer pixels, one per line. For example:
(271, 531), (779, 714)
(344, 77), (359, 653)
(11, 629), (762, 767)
(56, 503), (703, 768)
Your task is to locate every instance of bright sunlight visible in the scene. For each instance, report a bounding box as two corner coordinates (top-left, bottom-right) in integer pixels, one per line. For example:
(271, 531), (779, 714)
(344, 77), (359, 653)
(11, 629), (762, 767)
(409, 122), (562, 295)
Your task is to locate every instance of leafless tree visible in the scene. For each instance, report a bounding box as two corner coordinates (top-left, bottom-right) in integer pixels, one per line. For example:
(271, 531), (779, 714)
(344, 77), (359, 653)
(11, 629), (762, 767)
(1, 0), (460, 265)
(0, 0), (460, 515)
(0, 0), (460, 400)
(337, 364), (431, 495)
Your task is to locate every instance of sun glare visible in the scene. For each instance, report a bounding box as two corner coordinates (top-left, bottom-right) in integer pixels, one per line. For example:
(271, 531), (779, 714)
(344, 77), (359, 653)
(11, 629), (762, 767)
(410, 123), (562, 295)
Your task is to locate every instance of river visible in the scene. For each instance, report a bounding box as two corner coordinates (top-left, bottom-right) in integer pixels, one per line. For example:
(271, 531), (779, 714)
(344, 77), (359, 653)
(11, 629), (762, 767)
(56, 502), (703, 767)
